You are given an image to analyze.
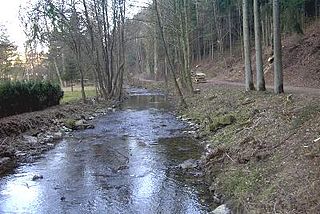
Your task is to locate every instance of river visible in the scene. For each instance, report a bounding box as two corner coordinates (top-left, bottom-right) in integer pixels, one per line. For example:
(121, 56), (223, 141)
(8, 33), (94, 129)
(0, 88), (214, 214)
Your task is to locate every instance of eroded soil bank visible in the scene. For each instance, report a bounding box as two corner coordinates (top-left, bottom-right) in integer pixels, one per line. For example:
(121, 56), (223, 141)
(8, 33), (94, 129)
(0, 100), (116, 175)
(178, 85), (320, 213)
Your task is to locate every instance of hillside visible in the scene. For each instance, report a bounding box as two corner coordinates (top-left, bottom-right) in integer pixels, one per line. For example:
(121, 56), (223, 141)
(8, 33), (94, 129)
(180, 86), (320, 213)
(194, 20), (320, 89)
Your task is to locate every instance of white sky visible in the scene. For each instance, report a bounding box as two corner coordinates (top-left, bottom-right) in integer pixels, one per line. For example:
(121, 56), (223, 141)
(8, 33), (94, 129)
(0, 0), (28, 53)
(0, 0), (150, 54)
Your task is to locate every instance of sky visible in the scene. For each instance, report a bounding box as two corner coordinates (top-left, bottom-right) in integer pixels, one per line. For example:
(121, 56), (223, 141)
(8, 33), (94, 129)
(0, 0), (29, 54)
(0, 0), (150, 55)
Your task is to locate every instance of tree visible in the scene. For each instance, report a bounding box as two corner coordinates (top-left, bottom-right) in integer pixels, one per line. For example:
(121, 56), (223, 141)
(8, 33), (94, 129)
(64, 57), (78, 92)
(254, 0), (266, 91)
(242, 0), (254, 91)
(21, 0), (127, 101)
(0, 25), (19, 80)
(153, 0), (187, 107)
(273, 0), (284, 93)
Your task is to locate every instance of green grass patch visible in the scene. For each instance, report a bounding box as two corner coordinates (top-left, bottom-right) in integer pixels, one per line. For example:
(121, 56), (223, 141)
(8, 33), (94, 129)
(62, 89), (96, 103)
(221, 168), (263, 201)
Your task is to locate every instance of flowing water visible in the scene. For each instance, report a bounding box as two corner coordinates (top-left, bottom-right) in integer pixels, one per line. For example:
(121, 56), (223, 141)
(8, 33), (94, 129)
(0, 88), (214, 214)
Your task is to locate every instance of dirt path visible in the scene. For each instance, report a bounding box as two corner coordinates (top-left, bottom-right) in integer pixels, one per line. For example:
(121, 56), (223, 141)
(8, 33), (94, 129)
(135, 77), (319, 96)
(201, 78), (320, 96)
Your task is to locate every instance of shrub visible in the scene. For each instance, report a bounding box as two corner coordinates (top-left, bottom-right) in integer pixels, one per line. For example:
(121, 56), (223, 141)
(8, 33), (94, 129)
(0, 81), (64, 118)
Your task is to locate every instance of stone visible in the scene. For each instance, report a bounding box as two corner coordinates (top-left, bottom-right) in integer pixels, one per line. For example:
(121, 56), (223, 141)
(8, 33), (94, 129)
(23, 135), (38, 144)
(75, 119), (85, 126)
(64, 119), (76, 129)
(53, 132), (63, 140)
(46, 143), (55, 148)
(32, 174), (43, 181)
(43, 135), (54, 143)
(73, 120), (95, 130)
(211, 204), (231, 214)
(178, 159), (198, 170)
(213, 195), (222, 204)
(61, 126), (72, 132)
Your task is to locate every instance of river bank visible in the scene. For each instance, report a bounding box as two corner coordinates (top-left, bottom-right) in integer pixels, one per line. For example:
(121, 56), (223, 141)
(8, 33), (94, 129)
(179, 86), (320, 213)
(0, 100), (116, 176)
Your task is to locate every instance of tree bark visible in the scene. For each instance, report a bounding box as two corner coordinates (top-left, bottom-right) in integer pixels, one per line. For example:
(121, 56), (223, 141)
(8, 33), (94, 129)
(254, 0), (266, 91)
(242, 0), (254, 91)
(273, 0), (284, 93)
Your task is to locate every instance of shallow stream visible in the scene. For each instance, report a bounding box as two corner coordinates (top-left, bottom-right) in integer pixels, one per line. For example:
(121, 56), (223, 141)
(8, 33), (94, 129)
(0, 88), (213, 213)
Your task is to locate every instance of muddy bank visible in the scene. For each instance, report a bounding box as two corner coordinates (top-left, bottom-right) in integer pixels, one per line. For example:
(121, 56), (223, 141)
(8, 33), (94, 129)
(0, 101), (116, 176)
(179, 86), (320, 213)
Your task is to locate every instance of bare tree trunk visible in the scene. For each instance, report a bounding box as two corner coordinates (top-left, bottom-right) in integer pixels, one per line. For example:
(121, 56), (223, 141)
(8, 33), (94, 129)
(254, 0), (266, 91)
(62, 52), (66, 87)
(238, 1), (244, 59)
(153, 25), (158, 80)
(53, 58), (63, 87)
(213, 0), (223, 54)
(273, 0), (284, 93)
(316, 0), (319, 17)
(153, 0), (187, 107)
(83, 0), (107, 99)
(242, 0), (254, 91)
(184, 0), (193, 93)
(75, 44), (86, 102)
(195, 1), (201, 61)
(229, 7), (233, 57)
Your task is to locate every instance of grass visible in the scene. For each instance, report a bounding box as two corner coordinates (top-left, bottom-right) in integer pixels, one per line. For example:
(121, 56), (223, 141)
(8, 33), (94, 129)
(61, 86), (96, 103)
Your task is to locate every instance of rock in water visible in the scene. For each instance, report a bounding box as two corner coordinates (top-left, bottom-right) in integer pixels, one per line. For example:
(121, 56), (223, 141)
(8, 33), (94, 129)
(53, 132), (63, 140)
(211, 204), (231, 214)
(70, 119), (95, 130)
(178, 159), (198, 169)
(32, 174), (44, 181)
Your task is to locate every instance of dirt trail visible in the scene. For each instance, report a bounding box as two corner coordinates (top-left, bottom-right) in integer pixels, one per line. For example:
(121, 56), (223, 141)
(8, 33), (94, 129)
(204, 78), (320, 96)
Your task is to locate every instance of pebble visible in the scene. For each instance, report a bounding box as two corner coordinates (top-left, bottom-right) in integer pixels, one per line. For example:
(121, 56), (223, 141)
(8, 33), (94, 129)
(23, 135), (38, 144)
(211, 204), (231, 214)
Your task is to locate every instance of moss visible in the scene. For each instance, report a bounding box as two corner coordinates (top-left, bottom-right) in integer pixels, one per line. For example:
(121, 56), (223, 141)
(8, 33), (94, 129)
(257, 184), (277, 202)
(64, 118), (76, 129)
(221, 168), (263, 201)
(208, 114), (236, 132)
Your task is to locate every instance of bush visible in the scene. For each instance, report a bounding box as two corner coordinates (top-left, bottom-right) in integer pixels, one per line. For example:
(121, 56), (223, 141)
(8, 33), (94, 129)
(0, 81), (64, 118)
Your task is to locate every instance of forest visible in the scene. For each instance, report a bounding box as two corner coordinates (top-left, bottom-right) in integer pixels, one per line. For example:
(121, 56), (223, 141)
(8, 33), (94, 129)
(0, 0), (317, 102)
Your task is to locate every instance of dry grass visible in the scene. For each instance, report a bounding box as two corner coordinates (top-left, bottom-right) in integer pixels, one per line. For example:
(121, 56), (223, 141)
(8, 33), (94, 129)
(180, 86), (320, 213)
